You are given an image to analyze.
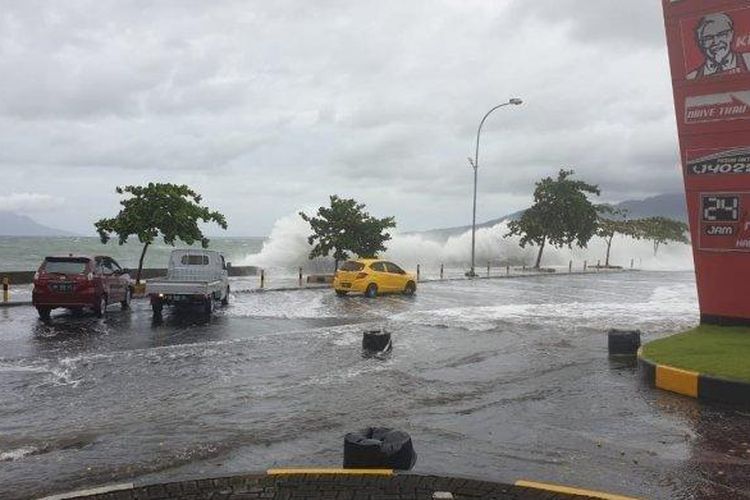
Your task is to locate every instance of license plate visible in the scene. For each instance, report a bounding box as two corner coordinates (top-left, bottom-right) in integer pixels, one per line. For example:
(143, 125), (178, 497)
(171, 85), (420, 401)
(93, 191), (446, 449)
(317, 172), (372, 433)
(51, 283), (74, 293)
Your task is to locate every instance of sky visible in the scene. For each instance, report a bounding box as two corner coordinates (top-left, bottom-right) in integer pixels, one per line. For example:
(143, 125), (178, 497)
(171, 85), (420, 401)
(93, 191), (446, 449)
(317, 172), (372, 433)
(0, 0), (680, 236)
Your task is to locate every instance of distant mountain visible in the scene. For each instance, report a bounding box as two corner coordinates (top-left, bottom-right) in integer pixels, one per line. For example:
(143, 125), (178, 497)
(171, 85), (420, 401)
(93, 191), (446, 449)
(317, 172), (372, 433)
(410, 192), (688, 241)
(614, 193), (687, 222)
(0, 212), (76, 236)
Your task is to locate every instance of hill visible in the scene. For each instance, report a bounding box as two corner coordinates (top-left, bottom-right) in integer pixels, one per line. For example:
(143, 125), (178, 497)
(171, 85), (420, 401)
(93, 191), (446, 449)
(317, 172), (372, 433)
(410, 193), (688, 240)
(0, 212), (77, 236)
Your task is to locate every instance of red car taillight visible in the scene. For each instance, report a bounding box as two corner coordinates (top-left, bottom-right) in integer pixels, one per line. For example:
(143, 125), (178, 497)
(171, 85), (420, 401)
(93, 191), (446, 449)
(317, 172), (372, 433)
(355, 272), (368, 280)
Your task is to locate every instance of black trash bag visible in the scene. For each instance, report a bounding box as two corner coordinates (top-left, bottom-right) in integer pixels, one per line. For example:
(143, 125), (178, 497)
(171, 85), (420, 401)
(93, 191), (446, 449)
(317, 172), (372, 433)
(343, 427), (417, 470)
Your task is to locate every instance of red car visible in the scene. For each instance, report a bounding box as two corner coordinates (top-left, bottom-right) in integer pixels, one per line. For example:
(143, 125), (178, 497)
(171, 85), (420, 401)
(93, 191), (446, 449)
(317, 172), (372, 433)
(32, 255), (133, 320)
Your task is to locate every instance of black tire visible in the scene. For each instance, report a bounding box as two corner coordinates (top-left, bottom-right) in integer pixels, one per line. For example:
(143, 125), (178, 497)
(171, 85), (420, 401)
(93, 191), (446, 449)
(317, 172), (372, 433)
(221, 286), (230, 306)
(203, 297), (214, 316)
(335, 290), (348, 297)
(365, 284), (378, 298)
(94, 295), (107, 318)
(343, 427), (417, 470)
(403, 281), (416, 296)
(37, 307), (51, 321)
(70, 307), (84, 317)
(121, 287), (131, 310)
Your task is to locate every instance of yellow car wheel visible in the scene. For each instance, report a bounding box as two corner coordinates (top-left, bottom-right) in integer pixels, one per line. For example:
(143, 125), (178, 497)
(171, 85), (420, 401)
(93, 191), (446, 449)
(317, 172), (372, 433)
(365, 283), (378, 298)
(403, 281), (416, 296)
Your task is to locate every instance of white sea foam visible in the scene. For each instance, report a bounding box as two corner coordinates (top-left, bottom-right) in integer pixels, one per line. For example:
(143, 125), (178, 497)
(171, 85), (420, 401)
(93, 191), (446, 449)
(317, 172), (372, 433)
(393, 283), (698, 332)
(0, 446), (38, 462)
(239, 211), (694, 273)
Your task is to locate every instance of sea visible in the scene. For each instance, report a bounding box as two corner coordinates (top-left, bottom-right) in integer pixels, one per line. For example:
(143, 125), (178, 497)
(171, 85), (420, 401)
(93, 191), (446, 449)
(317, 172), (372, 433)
(0, 236), (265, 272)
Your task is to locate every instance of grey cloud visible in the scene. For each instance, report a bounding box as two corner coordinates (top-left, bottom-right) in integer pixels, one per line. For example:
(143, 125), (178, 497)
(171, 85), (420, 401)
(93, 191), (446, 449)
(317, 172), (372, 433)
(0, 0), (683, 235)
(504, 0), (666, 48)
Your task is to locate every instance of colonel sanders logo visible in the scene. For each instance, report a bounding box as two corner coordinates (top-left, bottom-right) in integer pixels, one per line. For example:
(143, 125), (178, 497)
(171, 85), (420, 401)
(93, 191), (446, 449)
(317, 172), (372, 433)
(687, 12), (750, 80)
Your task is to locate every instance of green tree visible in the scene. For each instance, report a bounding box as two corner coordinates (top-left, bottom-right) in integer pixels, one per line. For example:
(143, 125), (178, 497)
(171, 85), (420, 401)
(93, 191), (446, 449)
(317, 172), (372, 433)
(506, 169), (600, 269)
(596, 206), (641, 267)
(635, 216), (689, 255)
(299, 195), (396, 270)
(94, 183), (227, 284)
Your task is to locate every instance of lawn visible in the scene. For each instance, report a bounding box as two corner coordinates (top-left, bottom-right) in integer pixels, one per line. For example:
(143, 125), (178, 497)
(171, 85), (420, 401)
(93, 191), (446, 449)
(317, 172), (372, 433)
(642, 325), (750, 382)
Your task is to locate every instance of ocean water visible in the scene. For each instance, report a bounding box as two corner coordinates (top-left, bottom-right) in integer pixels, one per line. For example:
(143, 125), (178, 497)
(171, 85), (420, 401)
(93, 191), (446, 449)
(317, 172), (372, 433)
(0, 237), (265, 272)
(1, 212), (696, 276)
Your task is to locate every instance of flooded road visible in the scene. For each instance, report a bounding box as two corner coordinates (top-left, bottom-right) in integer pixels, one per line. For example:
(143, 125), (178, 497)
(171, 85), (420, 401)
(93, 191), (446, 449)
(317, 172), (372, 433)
(1, 271), (749, 499)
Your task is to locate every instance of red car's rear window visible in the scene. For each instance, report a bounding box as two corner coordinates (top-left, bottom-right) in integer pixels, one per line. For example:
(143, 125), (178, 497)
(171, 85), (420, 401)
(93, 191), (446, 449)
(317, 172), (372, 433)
(43, 257), (90, 275)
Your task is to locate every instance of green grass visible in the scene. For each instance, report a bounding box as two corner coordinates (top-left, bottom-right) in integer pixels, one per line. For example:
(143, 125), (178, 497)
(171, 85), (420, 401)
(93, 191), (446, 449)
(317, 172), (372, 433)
(643, 325), (750, 382)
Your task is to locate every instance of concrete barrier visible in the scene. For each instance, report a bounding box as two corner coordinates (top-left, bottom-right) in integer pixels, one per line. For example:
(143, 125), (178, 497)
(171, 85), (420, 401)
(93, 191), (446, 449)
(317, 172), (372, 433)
(307, 274), (334, 284)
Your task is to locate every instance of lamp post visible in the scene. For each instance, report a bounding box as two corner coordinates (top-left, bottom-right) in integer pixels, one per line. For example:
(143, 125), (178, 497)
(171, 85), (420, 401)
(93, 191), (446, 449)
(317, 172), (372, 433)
(466, 98), (523, 278)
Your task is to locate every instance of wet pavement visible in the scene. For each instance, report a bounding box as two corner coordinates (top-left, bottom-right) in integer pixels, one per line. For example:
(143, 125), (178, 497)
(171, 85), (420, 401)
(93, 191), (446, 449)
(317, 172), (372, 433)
(1, 271), (749, 499)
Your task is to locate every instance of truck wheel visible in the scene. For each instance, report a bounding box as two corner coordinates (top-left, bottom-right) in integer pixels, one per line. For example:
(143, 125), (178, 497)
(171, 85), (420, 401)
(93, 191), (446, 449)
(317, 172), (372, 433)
(221, 286), (230, 306)
(365, 284), (378, 298)
(37, 307), (51, 321)
(203, 297), (214, 316)
(121, 288), (132, 310)
(94, 295), (107, 318)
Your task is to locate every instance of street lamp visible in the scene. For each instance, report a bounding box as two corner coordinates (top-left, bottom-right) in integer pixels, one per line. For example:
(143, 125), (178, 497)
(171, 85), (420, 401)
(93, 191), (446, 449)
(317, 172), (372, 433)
(466, 98), (523, 278)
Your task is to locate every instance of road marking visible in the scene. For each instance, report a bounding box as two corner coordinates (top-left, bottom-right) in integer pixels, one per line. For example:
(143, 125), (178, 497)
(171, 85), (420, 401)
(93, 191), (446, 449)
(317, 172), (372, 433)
(37, 483), (134, 500)
(267, 468), (393, 475)
(515, 480), (639, 500)
(655, 364), (699, 398)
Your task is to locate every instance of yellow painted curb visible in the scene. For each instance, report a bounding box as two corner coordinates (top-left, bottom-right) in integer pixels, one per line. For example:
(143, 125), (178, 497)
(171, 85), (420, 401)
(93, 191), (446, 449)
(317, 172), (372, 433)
(655, 364), (699, 398)
(515, 480), (639, 500)
(267, 468), (393, 476)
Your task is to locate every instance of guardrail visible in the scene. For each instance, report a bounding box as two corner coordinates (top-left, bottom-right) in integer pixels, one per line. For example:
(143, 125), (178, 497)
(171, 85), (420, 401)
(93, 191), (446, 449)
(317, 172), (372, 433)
(0, 266), (258, 285)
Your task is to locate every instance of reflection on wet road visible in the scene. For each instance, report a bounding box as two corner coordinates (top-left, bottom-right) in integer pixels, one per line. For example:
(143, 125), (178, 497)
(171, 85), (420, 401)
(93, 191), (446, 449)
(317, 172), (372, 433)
(1, 272), (749, 499)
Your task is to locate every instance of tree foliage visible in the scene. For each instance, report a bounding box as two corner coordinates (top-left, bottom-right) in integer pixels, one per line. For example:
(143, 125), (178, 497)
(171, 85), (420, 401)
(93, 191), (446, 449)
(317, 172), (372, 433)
(94, 183), (227, 283)
(299, 195), (396, 269)
(596, 206), (641, 267)
(506, 169), (600, 268)
(635, 216), (689, 255)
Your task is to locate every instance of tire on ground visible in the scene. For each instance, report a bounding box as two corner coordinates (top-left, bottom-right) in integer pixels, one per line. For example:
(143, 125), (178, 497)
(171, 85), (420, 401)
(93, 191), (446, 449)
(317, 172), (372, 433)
(608, 329), (641, 356)
(343, 427), (417, 470)
(365, 284), (378, 298)
(362, 329), (391, 352)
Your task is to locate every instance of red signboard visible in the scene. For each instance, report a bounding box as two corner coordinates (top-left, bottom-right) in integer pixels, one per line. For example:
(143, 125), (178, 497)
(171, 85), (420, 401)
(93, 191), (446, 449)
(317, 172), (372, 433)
(663, 0), (750, 324)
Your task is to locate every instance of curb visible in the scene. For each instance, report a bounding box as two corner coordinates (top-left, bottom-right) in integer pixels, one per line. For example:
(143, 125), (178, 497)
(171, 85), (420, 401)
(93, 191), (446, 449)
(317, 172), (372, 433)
(36, 470), (638, 500)
(0, 301), (32, 308)
(638, 348), (750, 406)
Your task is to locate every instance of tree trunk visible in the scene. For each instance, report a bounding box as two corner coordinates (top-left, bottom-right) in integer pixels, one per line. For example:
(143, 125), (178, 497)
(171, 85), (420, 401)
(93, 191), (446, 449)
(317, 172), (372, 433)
(334, 259), (339, 272)
(136, 242), (150, 284)
(605, 235), (613, 267)
(653, 241), (659, 256)
(534, 238), (546, 269)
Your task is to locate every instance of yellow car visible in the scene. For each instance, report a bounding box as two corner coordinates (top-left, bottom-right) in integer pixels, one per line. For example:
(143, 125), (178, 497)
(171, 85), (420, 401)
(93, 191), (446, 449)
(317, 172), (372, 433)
(333, 259), (417, 297)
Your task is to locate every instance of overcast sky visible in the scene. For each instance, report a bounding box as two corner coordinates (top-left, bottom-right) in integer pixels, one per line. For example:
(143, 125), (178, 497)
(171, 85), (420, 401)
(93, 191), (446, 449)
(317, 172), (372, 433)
(0, 0), (679, 236)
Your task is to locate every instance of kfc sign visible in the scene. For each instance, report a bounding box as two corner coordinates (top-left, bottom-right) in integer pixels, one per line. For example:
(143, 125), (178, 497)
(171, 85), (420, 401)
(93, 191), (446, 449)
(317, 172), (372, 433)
(682, 8), (750, 80)
(664, 0), (750, 324)
(686, 147), (750, 175)
(685, 90), (750, 124)
(698, 192), (750, 251)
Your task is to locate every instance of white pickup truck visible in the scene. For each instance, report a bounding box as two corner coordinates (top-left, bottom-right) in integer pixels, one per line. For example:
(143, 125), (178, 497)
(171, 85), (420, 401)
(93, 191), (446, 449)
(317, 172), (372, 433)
(146, 249), (230, 316)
